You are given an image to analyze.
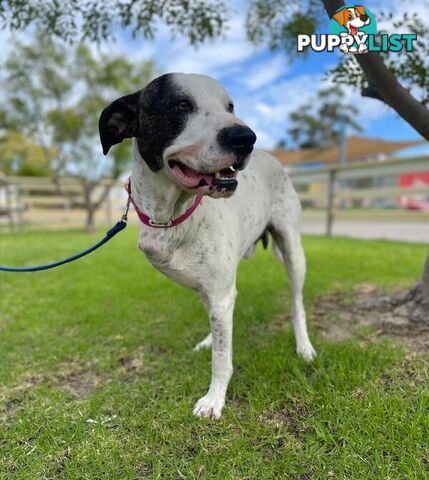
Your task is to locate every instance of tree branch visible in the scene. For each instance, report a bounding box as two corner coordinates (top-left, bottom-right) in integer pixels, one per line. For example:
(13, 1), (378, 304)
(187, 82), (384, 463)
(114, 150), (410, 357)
(321, 0), (429, 140)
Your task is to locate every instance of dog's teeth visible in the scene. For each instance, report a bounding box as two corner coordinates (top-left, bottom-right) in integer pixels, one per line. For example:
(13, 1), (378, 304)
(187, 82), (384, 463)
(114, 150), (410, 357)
(215, 172), (222, 179)
(229, 166), (236, 172)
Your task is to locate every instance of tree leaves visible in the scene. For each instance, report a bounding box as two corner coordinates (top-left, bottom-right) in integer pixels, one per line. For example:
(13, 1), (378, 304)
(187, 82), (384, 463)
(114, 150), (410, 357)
(285, 85), (362, 149)
(0, 0), (227, 44)
(246, 0), (323, 54)
(0, 32), (155, 181)
(328, 12), (429, 106)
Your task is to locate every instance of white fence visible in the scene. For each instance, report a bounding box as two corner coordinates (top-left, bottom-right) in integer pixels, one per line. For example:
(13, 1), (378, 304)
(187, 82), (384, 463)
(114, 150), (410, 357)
(0, 155), (428, 233)
(288, 155), (429, 236)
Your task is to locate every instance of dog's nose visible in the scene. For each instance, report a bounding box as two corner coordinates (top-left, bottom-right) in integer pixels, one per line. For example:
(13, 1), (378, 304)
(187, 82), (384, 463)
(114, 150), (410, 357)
(360, 14), (368, 21)
(217, 125), (257, 155)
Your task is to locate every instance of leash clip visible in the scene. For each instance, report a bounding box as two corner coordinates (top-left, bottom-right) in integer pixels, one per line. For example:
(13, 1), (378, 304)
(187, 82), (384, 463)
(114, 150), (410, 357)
(121, 196), (131, 222)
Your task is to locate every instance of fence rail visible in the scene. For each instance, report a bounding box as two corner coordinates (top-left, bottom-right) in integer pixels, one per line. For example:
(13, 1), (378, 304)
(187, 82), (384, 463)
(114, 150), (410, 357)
(0, 155), (428, 233)
(288, 155), (429, 236)
(0, 175), (123, 230)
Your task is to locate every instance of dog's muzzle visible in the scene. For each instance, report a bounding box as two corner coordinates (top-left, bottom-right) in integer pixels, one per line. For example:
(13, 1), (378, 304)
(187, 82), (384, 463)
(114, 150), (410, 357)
(168, 124), (257, 198)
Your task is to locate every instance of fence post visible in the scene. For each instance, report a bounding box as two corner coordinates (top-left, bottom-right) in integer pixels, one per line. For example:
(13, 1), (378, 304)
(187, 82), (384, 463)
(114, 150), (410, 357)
(105, 186), (113, 225)
(16, 186), (23, 226)
(5, 183), (14, 229)
(326, 169), (336, 236)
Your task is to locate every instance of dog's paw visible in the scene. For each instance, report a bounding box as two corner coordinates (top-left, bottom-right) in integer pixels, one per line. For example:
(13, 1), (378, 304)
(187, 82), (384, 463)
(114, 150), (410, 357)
(358, 43), (368, 53)
(193, 394), (224, 420)
(192, 334), (212, 352)
(339, 44), (349, 53)
(297, 342), (317, 362)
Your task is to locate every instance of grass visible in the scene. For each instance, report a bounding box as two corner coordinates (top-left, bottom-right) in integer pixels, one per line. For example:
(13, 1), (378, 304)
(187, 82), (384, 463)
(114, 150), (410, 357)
(0, 227), (428, 479)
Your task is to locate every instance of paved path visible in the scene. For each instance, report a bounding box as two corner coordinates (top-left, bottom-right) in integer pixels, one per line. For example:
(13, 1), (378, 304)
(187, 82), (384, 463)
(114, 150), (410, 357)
(301, 217), (429, 243)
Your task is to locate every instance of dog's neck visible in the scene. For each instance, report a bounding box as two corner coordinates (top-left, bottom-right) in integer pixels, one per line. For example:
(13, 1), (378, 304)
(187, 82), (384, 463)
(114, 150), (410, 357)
(131, 142), (195, 225)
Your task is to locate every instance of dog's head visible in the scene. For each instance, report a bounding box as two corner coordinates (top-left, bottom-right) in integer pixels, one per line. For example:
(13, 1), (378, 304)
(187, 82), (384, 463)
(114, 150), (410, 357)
(333, 6), (370, 35)
(99, 73), (256, 198)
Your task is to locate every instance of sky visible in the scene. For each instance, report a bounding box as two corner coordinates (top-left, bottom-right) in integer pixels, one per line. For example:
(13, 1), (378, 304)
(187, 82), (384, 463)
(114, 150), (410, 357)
(2, 0), (429, 156)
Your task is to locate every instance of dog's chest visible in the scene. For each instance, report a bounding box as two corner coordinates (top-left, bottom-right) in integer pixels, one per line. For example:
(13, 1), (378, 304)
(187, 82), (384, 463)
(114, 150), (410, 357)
(138, 229), (200, 289)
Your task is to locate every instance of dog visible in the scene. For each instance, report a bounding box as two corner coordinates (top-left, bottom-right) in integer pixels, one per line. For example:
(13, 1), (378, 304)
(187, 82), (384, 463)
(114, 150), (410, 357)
(99, 73), (316, 419)
(333, 5), (371, 53)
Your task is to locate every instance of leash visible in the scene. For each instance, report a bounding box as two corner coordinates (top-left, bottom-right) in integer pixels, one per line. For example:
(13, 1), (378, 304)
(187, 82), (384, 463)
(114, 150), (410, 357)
(0, 177), (204, 272)
(0, 198), (131, 273)
(0, 178), (203, 273)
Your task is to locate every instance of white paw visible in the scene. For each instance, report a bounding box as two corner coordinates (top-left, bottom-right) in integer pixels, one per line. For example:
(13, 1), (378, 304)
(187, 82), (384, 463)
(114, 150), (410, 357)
(297, 343), (317, 362)
(192, 334), (212, 352)
(193, 394), (224, 419)
(358, 43), (368, 53)
(339, 44), (349, 53)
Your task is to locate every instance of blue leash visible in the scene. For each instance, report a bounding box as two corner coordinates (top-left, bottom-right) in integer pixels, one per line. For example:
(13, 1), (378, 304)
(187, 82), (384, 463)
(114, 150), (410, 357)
(0, 199), (130, 273)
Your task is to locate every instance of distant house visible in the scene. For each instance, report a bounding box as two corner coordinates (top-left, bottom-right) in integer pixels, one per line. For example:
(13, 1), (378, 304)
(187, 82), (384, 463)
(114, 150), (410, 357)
(268, 135), (424, 169)
(268, 136), (429, 210)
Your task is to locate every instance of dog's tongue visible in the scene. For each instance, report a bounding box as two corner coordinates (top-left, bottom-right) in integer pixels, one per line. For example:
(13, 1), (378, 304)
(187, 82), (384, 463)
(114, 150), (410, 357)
(171, 162), (213, 188)
(350, 25), (358, 35)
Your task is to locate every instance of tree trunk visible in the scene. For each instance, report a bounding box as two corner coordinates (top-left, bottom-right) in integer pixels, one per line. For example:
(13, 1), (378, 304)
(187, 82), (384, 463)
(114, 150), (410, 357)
(409, 252), (429, 322)
(83, 183), (97, 233)
(86, 205), (96, 233)
(321, 0), (429, 140)
(420, 252), (429, 295)
(321, 0), (429, 325)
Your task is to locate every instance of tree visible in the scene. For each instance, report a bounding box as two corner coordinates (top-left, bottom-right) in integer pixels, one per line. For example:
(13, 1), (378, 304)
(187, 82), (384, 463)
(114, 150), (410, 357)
(0, 33), (155, 231)
(246, 0), (429, 140)
(246, 0), (429, 323)
(329, 11), (429, 106)
(0, 0), (226, 45)
(0, 130), (54, 176)
(286, 85), (362, 149)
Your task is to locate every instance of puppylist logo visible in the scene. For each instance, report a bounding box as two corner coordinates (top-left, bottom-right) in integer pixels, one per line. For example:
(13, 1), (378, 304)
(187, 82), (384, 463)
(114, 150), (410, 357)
(297, 4), (417, 54)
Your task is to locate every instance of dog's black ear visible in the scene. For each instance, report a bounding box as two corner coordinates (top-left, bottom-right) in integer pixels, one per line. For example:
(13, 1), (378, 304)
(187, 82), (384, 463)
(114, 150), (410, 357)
(99, 91), (141, 155)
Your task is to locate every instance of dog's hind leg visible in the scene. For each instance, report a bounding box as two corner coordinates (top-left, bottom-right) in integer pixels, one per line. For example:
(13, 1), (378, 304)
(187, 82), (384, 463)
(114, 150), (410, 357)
(193, 333), (212, 351)
(270, 205), (316, 362)
(193, 296), (212, 351)
(193, 283), (236, 419)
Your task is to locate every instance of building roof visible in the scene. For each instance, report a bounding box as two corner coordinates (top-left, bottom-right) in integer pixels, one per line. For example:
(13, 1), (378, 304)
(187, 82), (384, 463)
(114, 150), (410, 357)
(269, 136), (425, 166)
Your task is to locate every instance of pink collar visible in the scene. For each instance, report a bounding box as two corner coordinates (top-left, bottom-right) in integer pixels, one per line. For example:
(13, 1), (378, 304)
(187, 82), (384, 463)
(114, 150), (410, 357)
(125, 178), (203, 228)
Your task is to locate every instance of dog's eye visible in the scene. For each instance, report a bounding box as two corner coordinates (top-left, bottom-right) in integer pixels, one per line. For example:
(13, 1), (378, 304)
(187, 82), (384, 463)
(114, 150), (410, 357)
(348, 14), (353, 19)
(174, 100), (192, 112)
(227, 102), (234, 113)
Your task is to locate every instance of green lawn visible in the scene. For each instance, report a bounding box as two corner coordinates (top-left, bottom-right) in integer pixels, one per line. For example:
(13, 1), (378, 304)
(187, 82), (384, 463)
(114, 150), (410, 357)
(0, 227), (428, 479)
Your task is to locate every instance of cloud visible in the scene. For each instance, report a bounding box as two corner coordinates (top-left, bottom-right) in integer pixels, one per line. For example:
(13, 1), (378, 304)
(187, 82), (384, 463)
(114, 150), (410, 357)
(241, 55), (289, 91)
(106, 12), (254, 78)
(233, 72), (394, 149)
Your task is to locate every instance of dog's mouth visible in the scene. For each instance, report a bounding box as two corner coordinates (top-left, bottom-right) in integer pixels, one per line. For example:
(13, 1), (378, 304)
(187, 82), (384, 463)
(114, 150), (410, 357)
(349, 25), (358, 35)
(168, 160), (239, 196)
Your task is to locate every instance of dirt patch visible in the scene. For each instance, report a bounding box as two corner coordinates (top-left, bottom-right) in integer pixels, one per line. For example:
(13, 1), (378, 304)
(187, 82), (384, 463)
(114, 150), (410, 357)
(0, 373), (46, 422)
(0, 364), (103, 414)
(312, 283), (429, 351)
(115, 346), (152, 384)
(258, 402), (312, 439)
(117, 350), (144, 374)
(55, 366), (102, 397)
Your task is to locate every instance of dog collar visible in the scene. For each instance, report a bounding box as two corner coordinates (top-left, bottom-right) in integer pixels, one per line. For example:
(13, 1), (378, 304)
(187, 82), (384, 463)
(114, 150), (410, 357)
(125, 178), (203, 228)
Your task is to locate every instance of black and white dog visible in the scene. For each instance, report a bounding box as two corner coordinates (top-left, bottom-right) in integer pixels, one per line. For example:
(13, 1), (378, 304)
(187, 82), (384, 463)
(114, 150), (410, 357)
(99, 73), (316, 419)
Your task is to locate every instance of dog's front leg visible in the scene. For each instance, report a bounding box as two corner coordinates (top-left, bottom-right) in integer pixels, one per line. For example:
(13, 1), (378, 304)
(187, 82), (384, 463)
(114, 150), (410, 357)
(193, 286), (236, 420)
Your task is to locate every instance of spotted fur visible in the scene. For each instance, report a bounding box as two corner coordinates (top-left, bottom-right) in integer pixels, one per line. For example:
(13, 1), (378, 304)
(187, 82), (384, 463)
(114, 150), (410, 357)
(99, 73), (316, 420)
